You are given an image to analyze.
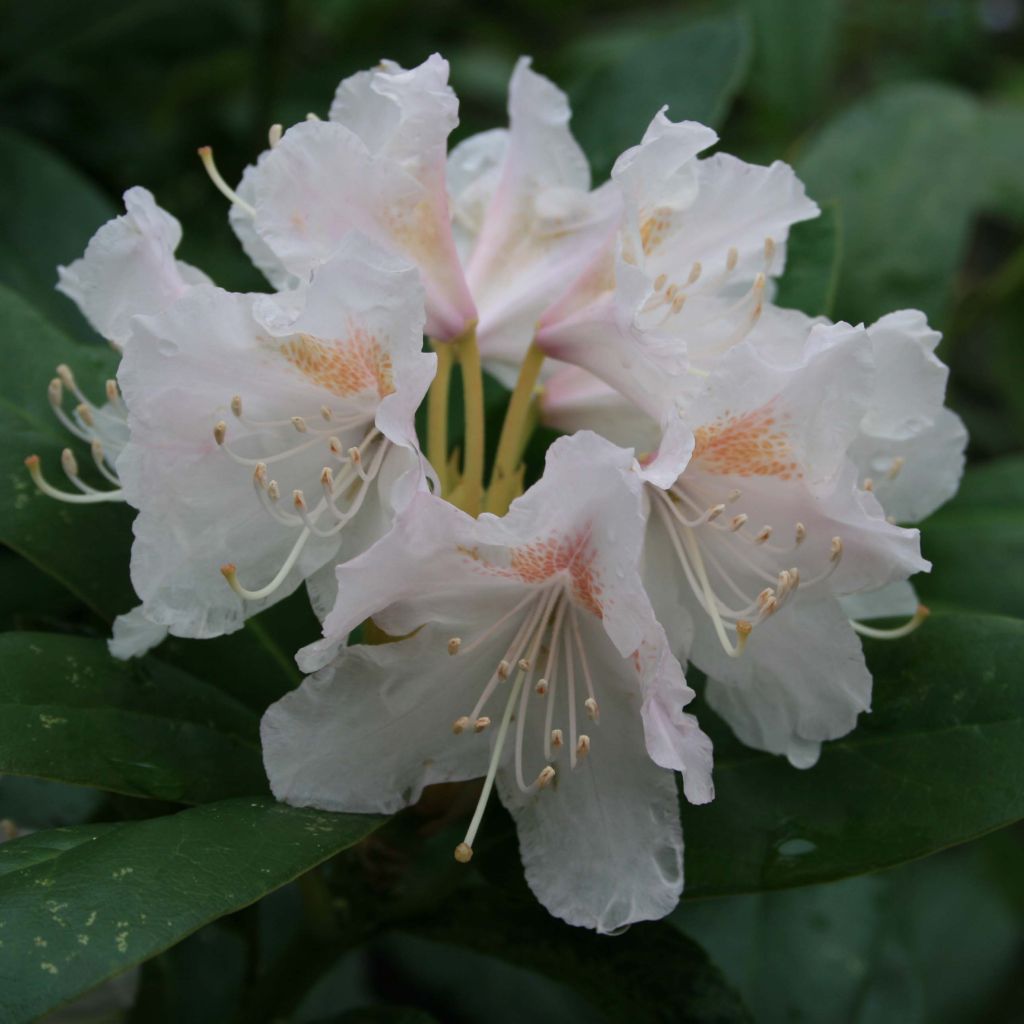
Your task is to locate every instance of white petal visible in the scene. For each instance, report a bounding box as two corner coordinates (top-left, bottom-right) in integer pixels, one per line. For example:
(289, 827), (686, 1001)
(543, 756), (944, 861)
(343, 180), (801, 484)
(701, 592), (872, 768)
(447, 128), (508, 264)
(108, 605), (168, 660)
(496, 617), (685, 933)
(57, 187), (206, 347)
(263, 625), (491, 814)
(840, 580), (919, 621)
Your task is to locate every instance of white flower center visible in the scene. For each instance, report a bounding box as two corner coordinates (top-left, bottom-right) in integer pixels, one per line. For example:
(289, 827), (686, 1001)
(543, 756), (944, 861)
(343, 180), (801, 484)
(216, 394), (389, 601)
(446, 580), (602, 863)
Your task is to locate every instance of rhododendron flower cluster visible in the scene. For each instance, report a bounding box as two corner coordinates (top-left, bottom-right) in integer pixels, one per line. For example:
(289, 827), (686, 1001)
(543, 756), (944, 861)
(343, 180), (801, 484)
(26, 54), (966, 933)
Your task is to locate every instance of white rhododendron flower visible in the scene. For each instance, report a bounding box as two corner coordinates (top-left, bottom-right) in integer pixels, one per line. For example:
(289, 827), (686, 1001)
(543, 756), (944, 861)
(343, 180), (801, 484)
(24, 48), (970, 934)
(116, 235), (435, 641)
(263, 432), (713, 933)
(218, 54), (619, 382)
(535, 110), (818, 418)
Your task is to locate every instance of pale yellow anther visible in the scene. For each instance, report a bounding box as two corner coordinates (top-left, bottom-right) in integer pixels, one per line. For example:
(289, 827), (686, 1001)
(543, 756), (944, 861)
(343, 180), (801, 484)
(305, 112), (320, 122)
(447, 637), (462, 656)
(105, 379), (120, 403)
(576, 735), (591, 758)
(584, 697), (599, 721)
(213, 420), (227, 445)
(654, 273), (667, 291)
(736, 620), (753, 652)
(672, 295), (686, 314)
(536, 766), (556, 789)
(708, 503), (726, 521)
(687, 261), (702, 285)
(56, 364), (75, 389)
(268, 123), (283, 148)
(253, 462), (268, 487)
(348, 446), (362, 465)
(320, 466), (334, 492)
(888, 456), (905, 480)
(320, 405), (332, 421)
(551, 729), (564, 748)
(730, 513), (748, 531)
(726, 246), (739, 271)
(753, 271), (767, 292)
(666, 284), (678, 300)
(497, 660), (511, 680)
(91, 439), (104, 461)
(727, 488), (742, 502)
(764, 237), (776, 264)
(48, 378), (63, 404)
(291, 416), (308, 433)
(452, 716), (470, 735)
(830, 536), (843, 562)
(454, 842), (473, 863)
(231, 395), (243, 417)
(293, 489), (307, 511)
(535, 678), (548, 695)
(474, 717), (491, 733)
(755, 525), (772, 544)
(328, 436), (343, 455)
(76, 403), (94, 427)
(60, 448), (79, 477)
(517, 658), (530, 672)
(267, 480), (280, 501)
(757, 588), (774, 608)
(795, 522), (806, 544)
(863, 477), (874, 492)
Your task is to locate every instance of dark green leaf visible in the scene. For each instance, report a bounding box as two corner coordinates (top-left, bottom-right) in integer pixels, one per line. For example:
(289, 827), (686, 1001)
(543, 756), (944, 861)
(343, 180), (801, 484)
(916, 456), (1024, 618)
(0, 128), (113, 339)
(682, 612), (1024, 896)
(328, 1009), (439, 1024)
(774, 201), (843, 317)
(797, 82), (983, 326)
(978, 103), (1024, 224)
(571, 11), (752, 180)
(0, 632), (266, 804)
(0, 777), (104, 831)
(0, 284), (135, 620)
(0, 797), (384, 1024)
(0, 824), (119, 878)
(404, 888), (751, 1024)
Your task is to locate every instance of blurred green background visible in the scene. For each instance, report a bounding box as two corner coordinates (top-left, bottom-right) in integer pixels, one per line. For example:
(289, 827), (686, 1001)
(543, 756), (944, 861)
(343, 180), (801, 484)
(1, 0), (1023, 1021)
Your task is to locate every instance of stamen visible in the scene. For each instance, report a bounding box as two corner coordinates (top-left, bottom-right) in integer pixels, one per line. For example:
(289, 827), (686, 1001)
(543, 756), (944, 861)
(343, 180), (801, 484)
(268, 123), (283, 148)
(863, 477), (874, 492)
(795, 522), (806, 545)
(584, 697), (600, 721)
(448, 637), (462, 655)
(850, 604), (929, 639)
(654, 273), (667, 290)
(730, 514), (748, 531)
(755, 525), (772, 544)
(197, 146), (257, 217)
(726, 247), (739, 271)
(687, 261), (702, 285)
(474, 717), (491, 733)
(214, 421), (227, 446)
(551, 728), (563, 748)
(291, 416), (308, 433)
(452, 716), (470, 735)
(576, 735), (591, 758)
(535, 678), (548, 695)
(24, 455), (124, 504)
(219, 527), (311, 601)
(536, 766), (556, 789)
(887, 457), (905, 480)
(90, 440), (120, 485)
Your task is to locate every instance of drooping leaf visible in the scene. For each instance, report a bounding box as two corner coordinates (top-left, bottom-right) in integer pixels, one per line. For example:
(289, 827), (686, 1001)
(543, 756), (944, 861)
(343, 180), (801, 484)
(0, 127), (113, 339)
(0, 632), (266, 804)
(0, 797), (384, 1024)
(0, 283), (135, 620)
(570, 11), (753, 180)
(774, 200), (842, 318)
(797, 82), (983, 326)
(681, 611), (1024, 896)
(404, 888), (751, 1024)
(916, 456), (1024, 618)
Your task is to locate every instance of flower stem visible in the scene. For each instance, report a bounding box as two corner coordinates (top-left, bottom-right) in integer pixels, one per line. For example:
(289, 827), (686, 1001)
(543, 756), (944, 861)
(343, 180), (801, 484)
(486, 342), (545, 515)
(426, 339), (454, 495)
(456, 322), (484, 517)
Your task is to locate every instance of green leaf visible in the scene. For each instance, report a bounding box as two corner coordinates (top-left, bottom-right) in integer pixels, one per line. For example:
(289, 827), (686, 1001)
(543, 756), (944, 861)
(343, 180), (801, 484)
(404, 888), (751, 1024)
(0, 283), (135, 621)
(682, 611), (1024, 896)
(570, 11), (752, 180)
(0, 632), (266, 804)
(673, 831), (1024, 1024)
(797, 82), (983, 326)
(0, 797), (384, 1024)
(916, 456), (1024, 618)
(774, 201), (843, 317)
(0, 777), (104, 831)
(0, 824), (119, 878)
(0, 127), (113, 339)
(978, 103), (1024, 224)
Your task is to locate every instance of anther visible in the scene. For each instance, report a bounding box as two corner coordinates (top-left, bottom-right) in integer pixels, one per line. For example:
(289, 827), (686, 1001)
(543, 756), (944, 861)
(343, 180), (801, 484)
(267, 480), (280, 501)
(736, 620), (753, 652)
(320, 405), (332, 421)
(753, 271), (766, 293)
(726, 247), (739, 271)
(320, 466), (334, 494)
(757, 588), (774, 608)
(497, 660), (511, 680)
(60, 448), (79, 478)
(291, 416), (307, 433)
(671, 295), (686, 314)
(213, 420), (227, 445)
(293, 490), (307, 511)
(551, 728), (564, 748)
(654, 273), (667, 291)
(105, 379), (120, 403)
(584, 697), (600, 721)
(707, 503), (726, 521)
(755, 525), (772, 544)
(253, 462), (268, 487)
(268, 123), (283, 148)
(830, 537), (843, 562)
(888, 456), (905, 480)
(452, 716), (470, 735)
(687, 261), (702, 285)
(730, 513), (748, 531)
(764, 237), (776, 265)
(328, 436), (343, 456)
(517, 658), (530, 671)
(795, 522), (806, 545)
(348, 446), (362, 465)
(454, 842), (473, 863)
(76, 404), (94, 427)
(535, 678), (548, 695)
(576, 735), (591, 758)
(474, 717), (491, 733)
(305, 112), (320, 122)
(863, 477), (874, 492)
(536, 766), (556, 789)
(48, 378), (63, 405)
(231, 395), (243, 417)
(56, 364), (75, 389)
(727, 488), (742, 502)
(447, 637), (462, 655)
